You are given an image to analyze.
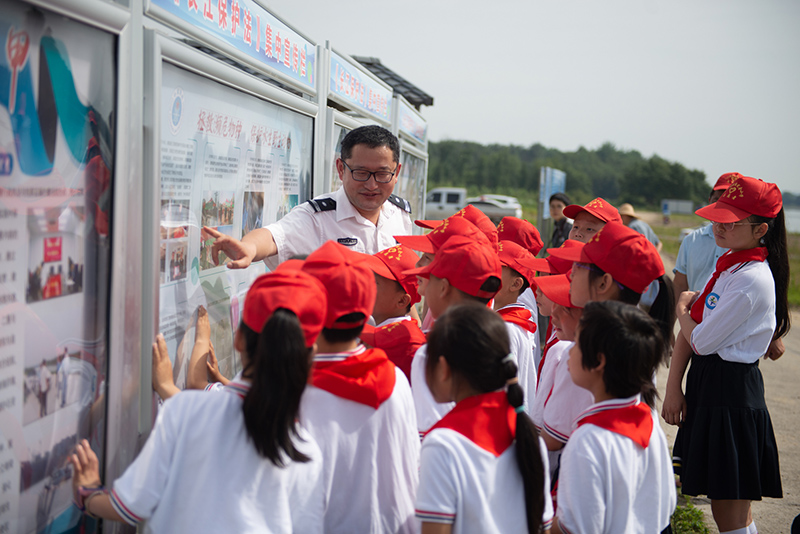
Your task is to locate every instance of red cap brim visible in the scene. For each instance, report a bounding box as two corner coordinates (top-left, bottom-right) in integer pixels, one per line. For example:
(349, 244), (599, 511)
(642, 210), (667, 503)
(361, 254), (395, 280)
(546, 243), (589, 263)
(394, 234), (435, 254)
(518, 257), (556, 274)
(534, 273), (573, 308)
(695, 201), (752, 224)
(402, 263), (433, 279)
(414, 219), (444, 230)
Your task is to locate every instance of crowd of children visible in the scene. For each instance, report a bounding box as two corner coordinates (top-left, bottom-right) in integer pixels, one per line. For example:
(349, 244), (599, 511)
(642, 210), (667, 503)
(70, 176), (789, 534)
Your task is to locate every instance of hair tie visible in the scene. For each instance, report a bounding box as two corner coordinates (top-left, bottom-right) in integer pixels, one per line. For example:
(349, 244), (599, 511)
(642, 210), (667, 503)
(502, 353), (515, 364)
(515, 405), (526, 414)
(506, 377), (518, 386)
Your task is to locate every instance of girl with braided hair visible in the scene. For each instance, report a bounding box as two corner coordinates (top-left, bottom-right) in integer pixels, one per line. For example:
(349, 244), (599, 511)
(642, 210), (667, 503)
(416, 303), (552, 534)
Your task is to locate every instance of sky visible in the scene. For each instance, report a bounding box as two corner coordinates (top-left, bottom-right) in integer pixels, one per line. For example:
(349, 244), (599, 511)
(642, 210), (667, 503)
(273, 0), (800, 195)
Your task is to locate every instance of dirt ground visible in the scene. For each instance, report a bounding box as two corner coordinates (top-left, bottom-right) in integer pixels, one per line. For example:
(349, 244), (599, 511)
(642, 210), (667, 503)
(648, 212), (800, 533)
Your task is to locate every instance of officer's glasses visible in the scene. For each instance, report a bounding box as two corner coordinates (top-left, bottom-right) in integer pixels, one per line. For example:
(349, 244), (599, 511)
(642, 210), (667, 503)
(342, 161), (397, 183)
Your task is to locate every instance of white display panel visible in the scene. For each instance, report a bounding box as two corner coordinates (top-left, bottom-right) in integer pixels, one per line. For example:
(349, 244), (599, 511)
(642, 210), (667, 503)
(0, 2), (115, 532)
(158, 62), (313, 387)
(398, 148), (427, 221)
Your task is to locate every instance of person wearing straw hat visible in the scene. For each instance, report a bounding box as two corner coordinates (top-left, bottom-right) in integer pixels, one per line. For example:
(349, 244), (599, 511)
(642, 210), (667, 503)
(618, 202), (662, 253)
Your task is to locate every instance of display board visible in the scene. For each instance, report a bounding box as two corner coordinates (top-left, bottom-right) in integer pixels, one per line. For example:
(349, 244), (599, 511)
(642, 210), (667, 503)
(397, 149), (427, 221)
(158, 62), (313, 388)
(0, 2), (115, 532)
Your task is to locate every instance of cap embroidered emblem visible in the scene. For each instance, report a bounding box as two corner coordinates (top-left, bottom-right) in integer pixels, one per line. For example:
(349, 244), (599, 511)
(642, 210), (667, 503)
(587, 199), (605, 209)
(724, 182), (745, 201)
(384, 322), (400, 334)
(497, 220), (505, 232)
(380, 246), (402, 261)
(430, 218), (450, 236)
(498, 242), (505, 251)
(588, 225), (605, 244)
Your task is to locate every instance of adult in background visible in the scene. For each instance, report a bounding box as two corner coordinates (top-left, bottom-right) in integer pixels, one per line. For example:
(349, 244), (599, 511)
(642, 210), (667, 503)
(619, 203), (663, 252)
(207, 125), (413, 270)
(548, 192), (572, 248)
(38, 360), (52, 417)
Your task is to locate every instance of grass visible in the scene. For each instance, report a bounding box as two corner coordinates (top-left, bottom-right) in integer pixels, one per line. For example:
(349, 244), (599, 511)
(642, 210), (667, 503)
(788, 233), (800, 309)
(671, 489), (709, 534)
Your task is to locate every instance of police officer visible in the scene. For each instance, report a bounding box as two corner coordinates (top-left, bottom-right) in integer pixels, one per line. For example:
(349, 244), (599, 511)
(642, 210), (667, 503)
(207, 125), (413, 270)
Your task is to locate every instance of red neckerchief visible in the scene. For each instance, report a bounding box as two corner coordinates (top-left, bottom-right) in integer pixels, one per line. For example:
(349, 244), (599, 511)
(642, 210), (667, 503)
(537, 326), (558, 390)
(312, 347), (396, 409)
(689, 247), (768, 324)
(577, 399), (653, 448)
(497, 305), (537, 335)
(425, 391), (516, 457)
(369, 321), (426, 383)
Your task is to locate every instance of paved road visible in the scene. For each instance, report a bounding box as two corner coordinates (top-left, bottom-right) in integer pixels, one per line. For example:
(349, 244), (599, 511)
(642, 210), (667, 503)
(656, 247), (800, 533)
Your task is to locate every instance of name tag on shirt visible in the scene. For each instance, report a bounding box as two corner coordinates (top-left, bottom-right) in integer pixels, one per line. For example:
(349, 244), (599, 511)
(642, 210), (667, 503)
(338, 237), (358, 247)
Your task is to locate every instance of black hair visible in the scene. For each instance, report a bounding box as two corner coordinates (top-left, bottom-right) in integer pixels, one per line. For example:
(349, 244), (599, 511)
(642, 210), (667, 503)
(506, 266), (531, 296)
(452, 275), (503, 305)
(549, 192), (571, 206)
(587, 269), (675, 345)
(240, 310), (313, 466)
(749, 209), (790, 339)
(426, 304), (544, 534)
(321, 312), (366, 343)
(340, 125), (400, 163)
(578, 301), (668, 407)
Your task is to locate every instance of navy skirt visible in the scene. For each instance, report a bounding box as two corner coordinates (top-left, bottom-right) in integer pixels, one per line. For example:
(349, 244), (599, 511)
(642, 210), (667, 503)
(673, 354), (782, 500)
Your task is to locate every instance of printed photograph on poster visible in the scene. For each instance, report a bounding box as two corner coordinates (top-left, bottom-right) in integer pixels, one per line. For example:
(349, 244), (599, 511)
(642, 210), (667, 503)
(277, 194), (299, 220)
(161, 200), (193, 284)
(200, 226), (232, 270)
(18, 409), (81, 534)
(26, 207), (85, 303)
(201, 190), (235, 227)
(167, 242), (188, 282)
(241, 191), (264, 236)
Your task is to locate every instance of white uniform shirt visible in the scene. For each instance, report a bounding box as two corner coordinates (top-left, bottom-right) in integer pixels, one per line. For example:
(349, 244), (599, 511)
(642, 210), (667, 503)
(38, 365), (52, 393)
(416, 432), (554, 533)
(530, 338), (567, 431)
(503, 319), (538, 416)
(690, 260), (776, 363)
(111, 381), (325, 533)
(516, 288), (542, 366)
(300, 357), (420, 534)
(541, 342), (594, 444)
(557, 397), (676, 534)
(265, 187), (413, 269)
(410, 344), (456, 435)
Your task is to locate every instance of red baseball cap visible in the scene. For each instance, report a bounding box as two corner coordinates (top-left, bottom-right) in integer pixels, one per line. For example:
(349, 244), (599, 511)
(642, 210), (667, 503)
(548, 222), (664, 294)
(404, 235), (502, 300)
(275, 258), (305, 272)
(497, 217), (544, 256)
(415, 205), (499, 250)
(395, 216), (491, 254)
(696, 175), (782, 223)
(520, 239), (583, 275)
(534, 273), (572, 308)
(243, 270), (327, 346)
(301, 241), (376, 329)
(362, 244), (421, 305)
(713, 172), (743, 191)
(563, 197), (622, 224)
(498, 240), (537, 286)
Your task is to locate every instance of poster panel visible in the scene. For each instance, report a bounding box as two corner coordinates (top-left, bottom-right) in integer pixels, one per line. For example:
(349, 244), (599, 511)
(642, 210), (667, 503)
(327, 123), (349, 194)
(159, 62), (313, 390)
(0, 2), (115, 532)
(398, 150), (426, 221)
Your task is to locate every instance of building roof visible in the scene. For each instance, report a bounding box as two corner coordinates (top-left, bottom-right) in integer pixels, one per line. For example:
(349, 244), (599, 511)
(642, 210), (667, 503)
(352, 56), (434, 110)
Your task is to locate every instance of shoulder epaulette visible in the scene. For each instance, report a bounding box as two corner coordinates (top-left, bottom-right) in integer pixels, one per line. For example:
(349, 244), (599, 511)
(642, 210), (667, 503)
(388, 194), (412, 214)
(306, 197), (337, 212)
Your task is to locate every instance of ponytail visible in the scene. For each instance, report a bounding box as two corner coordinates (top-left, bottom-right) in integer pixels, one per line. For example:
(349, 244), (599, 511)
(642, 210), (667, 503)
(647, 275), (676, 347)
(241, 309), (312, 467)
(427, 304), (545, 534)
(502, 359), (545, 534)
(752, 209), (791, 339)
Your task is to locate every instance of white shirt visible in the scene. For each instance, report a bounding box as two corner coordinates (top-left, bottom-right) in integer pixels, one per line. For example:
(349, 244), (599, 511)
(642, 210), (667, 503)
(516, 288), (542, 366)
(503, 319), (538, 416)
(38, 365), (52, 393)
(266, 187), (413, 269)
(111, 381), (325, 533)
(411, 344), (456, 435)
(541, 342), (594, 444)
(416, 432), (554, 533)
(530, 337), (567, 431)
(690, 260), (776, 363)
(557, 397), (676, 534)
(300, 355), (420, 534)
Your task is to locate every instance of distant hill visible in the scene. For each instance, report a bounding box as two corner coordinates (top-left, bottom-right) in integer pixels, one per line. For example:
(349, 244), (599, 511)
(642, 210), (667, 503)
(427, 140), (710, 209)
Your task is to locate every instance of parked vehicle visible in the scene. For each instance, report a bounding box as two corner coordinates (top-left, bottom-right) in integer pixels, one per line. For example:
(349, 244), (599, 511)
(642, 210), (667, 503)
(424, 188), (523, 224)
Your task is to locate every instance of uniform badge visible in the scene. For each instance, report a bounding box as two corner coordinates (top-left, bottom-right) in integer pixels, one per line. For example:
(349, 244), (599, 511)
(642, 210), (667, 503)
(338, 237), (358, 247)
(705, 292), (720, 310)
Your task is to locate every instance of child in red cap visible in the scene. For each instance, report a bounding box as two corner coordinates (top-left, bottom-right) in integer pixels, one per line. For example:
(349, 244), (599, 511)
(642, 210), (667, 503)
(497, 216), (545, 336)
(563, 197), (621, 243)
(494, 240), (540, 415)
(403, 235), (503, 435)
(553, 301), (675, 534)
(71, 270), (328, 531)
(361, 244), (426, 381)
(663, 176), (788, 534)
(299, 241), (419, 534)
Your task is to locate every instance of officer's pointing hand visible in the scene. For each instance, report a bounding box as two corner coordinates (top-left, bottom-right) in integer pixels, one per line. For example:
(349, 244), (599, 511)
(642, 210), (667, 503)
(204, 226), (257, 269)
